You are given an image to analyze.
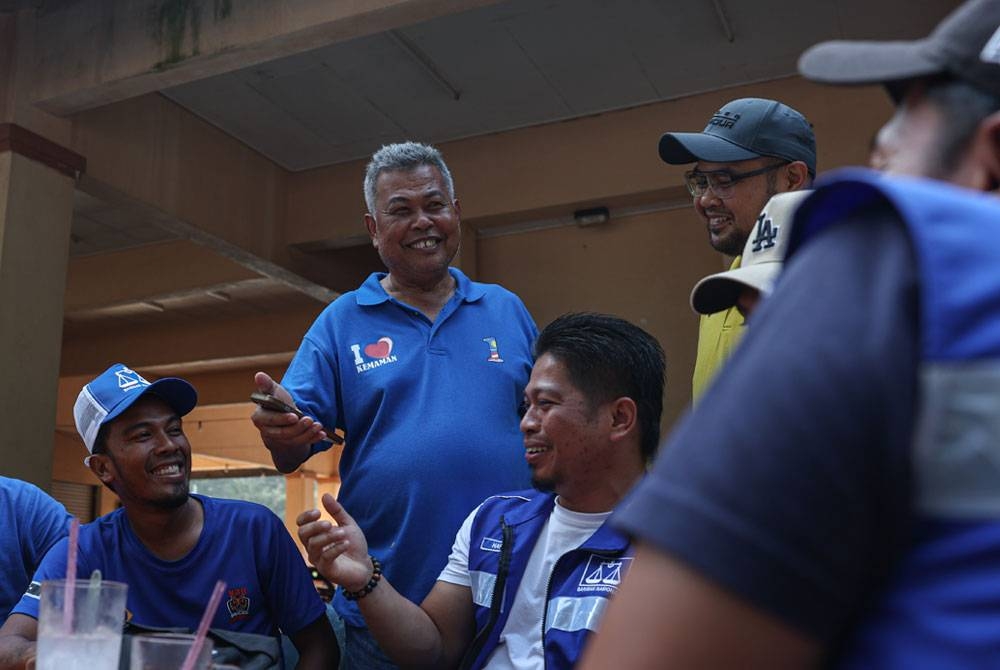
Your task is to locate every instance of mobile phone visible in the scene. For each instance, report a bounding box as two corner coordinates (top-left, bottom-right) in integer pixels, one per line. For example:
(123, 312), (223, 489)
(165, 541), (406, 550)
(250, 392), (304, 418)
(250, 392), (343, 445)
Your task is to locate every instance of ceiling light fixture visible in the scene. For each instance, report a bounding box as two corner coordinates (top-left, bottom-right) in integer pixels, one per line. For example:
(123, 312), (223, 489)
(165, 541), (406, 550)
(573, 206), (610, 227)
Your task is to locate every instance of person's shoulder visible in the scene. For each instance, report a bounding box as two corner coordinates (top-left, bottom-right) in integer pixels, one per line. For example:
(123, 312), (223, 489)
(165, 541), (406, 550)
(0, 476), (48, 502)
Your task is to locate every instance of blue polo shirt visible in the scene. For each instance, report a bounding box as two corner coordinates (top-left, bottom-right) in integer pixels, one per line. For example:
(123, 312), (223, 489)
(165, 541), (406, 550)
(283, 268), (536, 626)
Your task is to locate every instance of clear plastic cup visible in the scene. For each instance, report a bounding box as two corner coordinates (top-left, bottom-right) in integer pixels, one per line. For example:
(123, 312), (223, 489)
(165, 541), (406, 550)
(129, 633), (214, 670)
(35, 579), (128, 670)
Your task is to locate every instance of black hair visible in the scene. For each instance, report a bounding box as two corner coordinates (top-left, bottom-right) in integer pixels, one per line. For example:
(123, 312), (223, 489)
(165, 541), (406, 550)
(91, 422), (111, 456)
(923, 77), (1000, 178)
(533, 312), (666, 461)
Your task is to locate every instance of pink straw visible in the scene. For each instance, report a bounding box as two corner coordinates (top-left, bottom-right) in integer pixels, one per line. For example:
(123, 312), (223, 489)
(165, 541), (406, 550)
(62, 518), (80, 632)
(181, 579), (226, 670)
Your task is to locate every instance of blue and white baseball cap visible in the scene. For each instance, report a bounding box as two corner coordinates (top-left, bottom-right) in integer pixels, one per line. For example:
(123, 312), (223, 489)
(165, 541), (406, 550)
(73, 363), (198, 453)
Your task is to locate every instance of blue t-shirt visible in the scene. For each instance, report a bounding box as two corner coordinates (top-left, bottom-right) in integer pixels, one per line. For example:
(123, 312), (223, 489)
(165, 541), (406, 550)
(0, 477), (71, 621)
(13, 495), (325, 637)
(615, 203), (919, 649)
(283, 268), (536, 626)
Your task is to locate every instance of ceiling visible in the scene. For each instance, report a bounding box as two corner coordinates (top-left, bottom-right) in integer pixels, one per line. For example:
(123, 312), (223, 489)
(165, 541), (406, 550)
(162, 0), (957, 171)
(58, 0), (959, 373)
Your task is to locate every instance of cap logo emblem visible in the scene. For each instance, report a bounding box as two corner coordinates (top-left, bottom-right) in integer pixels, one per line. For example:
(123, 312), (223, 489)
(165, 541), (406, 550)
(750, 212), (779, 253)
(115, 366), (150, 392)
(980, 26), (1000, 65)
(708, 111), (741, 129)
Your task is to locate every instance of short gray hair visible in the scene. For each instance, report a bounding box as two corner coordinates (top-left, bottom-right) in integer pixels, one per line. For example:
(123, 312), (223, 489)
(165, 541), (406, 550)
(363, 142), (456, 214)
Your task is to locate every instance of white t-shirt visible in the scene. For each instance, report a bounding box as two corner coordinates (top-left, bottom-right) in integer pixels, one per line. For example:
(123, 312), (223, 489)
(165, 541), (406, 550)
(438, 497), (611, 669)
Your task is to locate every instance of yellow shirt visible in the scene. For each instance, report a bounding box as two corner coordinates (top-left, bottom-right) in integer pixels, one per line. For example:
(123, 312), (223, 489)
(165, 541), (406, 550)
(692, 256), (746, 402)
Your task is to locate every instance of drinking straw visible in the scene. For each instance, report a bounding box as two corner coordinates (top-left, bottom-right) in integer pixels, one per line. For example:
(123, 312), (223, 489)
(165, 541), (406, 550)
(181, 579), (226, 670)
(62, 518), (80, 632)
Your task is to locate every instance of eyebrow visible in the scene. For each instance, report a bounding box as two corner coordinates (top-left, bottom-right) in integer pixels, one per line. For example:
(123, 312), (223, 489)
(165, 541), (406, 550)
(120, 414), (182, 435)
(385, 189), (446, 205)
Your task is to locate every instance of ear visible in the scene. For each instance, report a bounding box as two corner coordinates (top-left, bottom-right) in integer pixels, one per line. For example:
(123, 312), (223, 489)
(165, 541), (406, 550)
(452, 197), (462, 219)
(973, 111), (1000, 192)
(87, 453), (116, 487)
(783, 161), (811, 191)
(364, 213), (378, 249)
(608, 397), (638, 442)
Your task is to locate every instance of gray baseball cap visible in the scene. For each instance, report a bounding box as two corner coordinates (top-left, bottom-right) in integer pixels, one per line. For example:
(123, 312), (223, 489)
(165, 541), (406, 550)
(798, 0), (1000, 100)
(658, 98), (817, 177)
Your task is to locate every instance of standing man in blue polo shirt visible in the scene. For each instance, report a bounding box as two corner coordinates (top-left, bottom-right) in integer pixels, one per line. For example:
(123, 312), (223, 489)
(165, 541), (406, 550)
(252, 142), (537, 668)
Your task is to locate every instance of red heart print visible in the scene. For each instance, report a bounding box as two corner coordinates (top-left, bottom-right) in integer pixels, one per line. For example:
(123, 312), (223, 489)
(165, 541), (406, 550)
(364, 337), (393, 359)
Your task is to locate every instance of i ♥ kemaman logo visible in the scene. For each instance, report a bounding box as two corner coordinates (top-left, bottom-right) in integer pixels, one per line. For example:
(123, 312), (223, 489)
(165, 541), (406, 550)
(351, 337), (398, 373)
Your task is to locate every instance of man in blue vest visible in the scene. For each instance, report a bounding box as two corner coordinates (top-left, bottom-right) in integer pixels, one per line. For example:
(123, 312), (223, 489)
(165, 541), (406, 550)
(582, 1), (1000, 668)
(297, 313), (665, 669)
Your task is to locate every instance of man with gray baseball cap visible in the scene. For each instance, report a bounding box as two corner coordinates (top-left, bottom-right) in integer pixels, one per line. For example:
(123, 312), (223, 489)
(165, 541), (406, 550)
(799, 0), (1000, 184)
(582, 1), (1000, 668)
(658, 97), (815, 400)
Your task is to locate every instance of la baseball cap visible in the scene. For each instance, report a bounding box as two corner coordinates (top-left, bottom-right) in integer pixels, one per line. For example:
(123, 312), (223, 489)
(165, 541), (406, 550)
(658, 98), (817, 177)
(798, 0), (1000, 100)
(73, 363), (197, 453)
(691, 190), (811, 315)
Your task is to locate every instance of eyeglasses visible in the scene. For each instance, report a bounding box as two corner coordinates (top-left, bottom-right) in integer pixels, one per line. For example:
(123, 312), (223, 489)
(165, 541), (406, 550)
(683, 162), (788, 199)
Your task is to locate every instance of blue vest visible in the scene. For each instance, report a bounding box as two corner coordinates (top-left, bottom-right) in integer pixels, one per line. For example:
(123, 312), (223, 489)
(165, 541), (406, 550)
(789, 169), (1000, 668)
(460, 491), (633, 670)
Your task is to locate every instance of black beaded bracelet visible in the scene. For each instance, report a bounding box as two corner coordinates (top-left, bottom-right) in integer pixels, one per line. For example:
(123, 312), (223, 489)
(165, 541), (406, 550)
(343, 556), (383, 601)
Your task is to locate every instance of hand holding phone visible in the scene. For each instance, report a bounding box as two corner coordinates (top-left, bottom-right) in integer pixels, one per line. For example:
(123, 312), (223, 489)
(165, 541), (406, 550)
(250, 392), (343, 445)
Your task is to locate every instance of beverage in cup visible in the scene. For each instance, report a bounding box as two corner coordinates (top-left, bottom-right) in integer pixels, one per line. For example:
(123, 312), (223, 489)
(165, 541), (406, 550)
(35, 579), (128, 670)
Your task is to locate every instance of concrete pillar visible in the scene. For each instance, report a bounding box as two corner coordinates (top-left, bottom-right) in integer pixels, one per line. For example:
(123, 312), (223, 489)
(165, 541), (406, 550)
(0, 124), (81, 487)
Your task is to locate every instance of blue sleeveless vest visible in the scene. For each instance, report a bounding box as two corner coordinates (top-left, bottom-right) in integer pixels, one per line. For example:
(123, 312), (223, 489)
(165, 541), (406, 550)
(459, 491), (632, 669)
(788, 169), (1000, 668)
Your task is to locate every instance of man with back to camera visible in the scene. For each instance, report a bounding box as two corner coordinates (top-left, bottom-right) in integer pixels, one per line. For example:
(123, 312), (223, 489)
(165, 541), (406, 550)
(0, 478), (71, 623)
(250, 142), (537, 668)
(582, 0), (1000, 667)
(657, 96), (815, 399)
(296, 312), (665, 670)
(0, 363), (339, 669)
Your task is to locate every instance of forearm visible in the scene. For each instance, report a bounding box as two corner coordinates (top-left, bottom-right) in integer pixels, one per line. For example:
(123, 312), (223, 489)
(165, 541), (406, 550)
(290, 613), (340, 670)
(357, 580), (449, 670)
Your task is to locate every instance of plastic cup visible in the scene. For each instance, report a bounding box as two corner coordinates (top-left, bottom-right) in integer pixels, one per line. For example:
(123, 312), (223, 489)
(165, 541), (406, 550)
(35, 579), (128, 670)
(130, 633), (214, 670)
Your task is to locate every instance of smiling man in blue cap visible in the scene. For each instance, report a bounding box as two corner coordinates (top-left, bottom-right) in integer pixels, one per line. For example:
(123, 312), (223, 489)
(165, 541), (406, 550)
(658, 97), (815, 400)
(0, 364), (339, 669)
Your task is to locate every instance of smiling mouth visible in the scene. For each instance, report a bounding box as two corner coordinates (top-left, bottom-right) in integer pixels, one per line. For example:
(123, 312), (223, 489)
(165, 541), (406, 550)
(525, 445), (549, 455)
(409, 238), (440, 250)
(151, 463), (182, 477)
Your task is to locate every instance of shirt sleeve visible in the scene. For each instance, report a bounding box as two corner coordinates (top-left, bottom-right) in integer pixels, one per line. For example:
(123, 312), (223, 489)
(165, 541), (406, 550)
(10, 537), (70, 620)
(614, 203), (919, 643)
(27, 486), (72, 566)
(282, 329), (342, 456)
(436, 505), (481, 587)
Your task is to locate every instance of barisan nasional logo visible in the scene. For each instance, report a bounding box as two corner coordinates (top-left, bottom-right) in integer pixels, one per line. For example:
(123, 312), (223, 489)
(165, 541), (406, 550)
(115, 366), (150, 392)
(577, 554), (633, 593)
(351, 336), (398, 374)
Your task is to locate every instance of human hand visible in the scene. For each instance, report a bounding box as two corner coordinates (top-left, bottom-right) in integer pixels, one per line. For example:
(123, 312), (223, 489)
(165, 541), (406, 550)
(297, 494), (373, 592)
(251, 371), (328, 448)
